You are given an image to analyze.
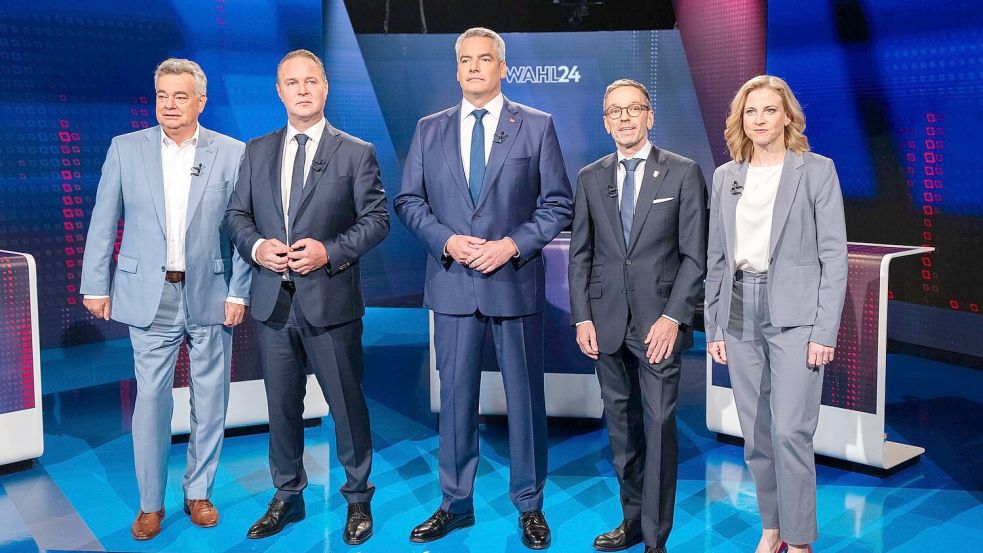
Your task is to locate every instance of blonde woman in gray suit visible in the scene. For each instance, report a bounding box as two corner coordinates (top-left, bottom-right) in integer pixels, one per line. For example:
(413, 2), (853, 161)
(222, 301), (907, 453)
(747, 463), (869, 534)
(704, 75), (848, 553)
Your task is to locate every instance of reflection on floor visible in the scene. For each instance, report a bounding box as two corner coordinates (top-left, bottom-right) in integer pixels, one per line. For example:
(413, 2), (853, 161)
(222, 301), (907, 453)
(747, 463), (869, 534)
(1, 308), (981, 552)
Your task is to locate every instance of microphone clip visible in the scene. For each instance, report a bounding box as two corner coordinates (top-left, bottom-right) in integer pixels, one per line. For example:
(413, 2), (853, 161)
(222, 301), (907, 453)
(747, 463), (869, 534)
(730, 180), (743, 196)
(312, 159), (326, 172)
(608, 186), (618, 199)
(190, 163), (203, 177)
(493, 131), (506, 144)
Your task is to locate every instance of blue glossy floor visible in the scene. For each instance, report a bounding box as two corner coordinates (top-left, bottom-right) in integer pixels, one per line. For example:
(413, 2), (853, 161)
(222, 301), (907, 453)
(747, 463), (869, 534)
(1, 308), (981, 552)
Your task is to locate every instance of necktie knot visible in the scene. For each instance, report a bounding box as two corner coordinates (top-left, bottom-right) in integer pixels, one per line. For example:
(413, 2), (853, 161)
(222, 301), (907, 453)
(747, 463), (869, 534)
(621, 158), (642, 172)
(295, 133), (309, 146)
(472, 108), (488, 122)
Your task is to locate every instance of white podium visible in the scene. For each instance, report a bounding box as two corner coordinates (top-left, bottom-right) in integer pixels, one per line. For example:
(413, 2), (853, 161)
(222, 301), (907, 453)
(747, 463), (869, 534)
(707, 242), (933, 469)
(0, 250), (44, 465)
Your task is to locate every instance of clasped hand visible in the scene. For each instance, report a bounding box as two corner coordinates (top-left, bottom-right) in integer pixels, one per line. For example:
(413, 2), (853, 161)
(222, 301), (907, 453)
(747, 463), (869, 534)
(256, 238), (328, 275)
(446, 234), (516, 274)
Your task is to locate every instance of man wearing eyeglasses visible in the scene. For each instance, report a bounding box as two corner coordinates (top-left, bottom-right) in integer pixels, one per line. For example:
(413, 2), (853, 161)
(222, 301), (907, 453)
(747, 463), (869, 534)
(567, 79), (707, 553)
(81, 58), (249, 540)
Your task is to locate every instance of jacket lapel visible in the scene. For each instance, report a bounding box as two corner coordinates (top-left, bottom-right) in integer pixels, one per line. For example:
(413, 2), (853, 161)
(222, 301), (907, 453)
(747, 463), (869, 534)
(722, 162), (747, 267)
(475, 97), (522, 212)
(626, 147), (669, 254)
(768, 151), (805, 259)
(597, 154), (626, 256)
(293, 123), (343, 224)
(141, 128), (167, 238)
(268, 127), (286, 222)
(185, 126), (218, 231)
(440, 105), (474, 209)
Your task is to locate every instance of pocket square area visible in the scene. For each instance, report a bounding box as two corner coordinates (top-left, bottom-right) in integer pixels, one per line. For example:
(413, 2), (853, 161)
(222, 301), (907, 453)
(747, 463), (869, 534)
(652, 197), (674, 204)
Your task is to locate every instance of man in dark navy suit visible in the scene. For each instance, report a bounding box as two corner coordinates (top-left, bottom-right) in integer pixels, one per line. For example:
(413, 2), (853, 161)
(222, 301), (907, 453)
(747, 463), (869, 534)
(225, 49), (388, 544)
(394, 27), (573, 550)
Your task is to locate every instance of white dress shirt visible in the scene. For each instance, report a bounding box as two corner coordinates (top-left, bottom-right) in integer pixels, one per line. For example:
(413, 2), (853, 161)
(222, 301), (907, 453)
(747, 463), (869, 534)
(460, 93), (503, 183)
(734, 163), (784, 272)
(251, 117), (326, 263)
(577, 141), (678, 327)
(161, 127), (198, 272)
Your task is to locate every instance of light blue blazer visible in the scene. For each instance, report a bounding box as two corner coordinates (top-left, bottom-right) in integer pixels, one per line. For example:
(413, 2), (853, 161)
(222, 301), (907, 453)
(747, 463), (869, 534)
(704, 150), (848, 347)
(81, 125), (250, 327)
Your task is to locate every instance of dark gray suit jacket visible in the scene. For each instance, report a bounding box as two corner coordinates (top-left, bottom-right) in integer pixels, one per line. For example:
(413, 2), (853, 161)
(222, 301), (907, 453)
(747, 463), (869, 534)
(225, 123), (389, 327)
(569, 146), (708, 354)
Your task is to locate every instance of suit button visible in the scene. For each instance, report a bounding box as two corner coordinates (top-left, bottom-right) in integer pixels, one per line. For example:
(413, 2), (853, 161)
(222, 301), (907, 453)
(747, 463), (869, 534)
(160, 266), (166, 272)
(622, 288), (628, 294)
(281, 226), (286, 232)
(625, 259), (632, 266)
(472, 213), (481, 220)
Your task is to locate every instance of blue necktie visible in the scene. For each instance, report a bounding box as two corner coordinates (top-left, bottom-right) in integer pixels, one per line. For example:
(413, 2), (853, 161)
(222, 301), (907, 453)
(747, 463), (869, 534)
(288, 133), (309, 240)
(620, 158), (642, 248)
(469, 108), (488, 205)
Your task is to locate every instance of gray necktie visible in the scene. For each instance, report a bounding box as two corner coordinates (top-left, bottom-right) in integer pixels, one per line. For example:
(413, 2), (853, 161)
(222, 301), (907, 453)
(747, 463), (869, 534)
(287, 133), (309, 240)
(620, 158), (642, 247)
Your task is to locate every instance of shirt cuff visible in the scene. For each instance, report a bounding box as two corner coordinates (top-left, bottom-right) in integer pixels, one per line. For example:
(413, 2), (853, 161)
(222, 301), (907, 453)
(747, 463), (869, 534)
(83, 295), (109, 300)
(575, 320), (592, 326)
(251, 239), (265, 263)
(661, 314), (680, 326)
(226, 297), (248, 306)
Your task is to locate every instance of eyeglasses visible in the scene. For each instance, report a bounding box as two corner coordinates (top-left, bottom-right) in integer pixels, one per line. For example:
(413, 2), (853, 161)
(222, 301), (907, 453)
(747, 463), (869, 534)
(604, 104), (650, 120)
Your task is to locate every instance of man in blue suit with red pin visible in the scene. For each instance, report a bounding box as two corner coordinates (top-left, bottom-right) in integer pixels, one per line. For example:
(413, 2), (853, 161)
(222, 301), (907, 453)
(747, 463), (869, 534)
(394, 26), (574, 550)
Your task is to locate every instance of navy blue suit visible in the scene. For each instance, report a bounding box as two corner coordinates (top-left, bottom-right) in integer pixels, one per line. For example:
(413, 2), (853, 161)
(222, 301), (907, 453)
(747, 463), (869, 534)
(225, 123), (389, 505)
(394, 97), (573, 514)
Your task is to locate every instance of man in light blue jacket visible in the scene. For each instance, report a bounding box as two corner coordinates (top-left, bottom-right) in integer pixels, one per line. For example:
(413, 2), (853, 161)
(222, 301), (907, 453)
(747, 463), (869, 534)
(80, 58), (250, 541)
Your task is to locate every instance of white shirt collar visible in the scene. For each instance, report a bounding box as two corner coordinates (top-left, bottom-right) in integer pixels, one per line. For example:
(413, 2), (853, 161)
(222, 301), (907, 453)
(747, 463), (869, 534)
(286, 117), (327, 145)
(617, 141), (653, 164)
(461, 93), (504, 122)
(161, 125), (200, 148)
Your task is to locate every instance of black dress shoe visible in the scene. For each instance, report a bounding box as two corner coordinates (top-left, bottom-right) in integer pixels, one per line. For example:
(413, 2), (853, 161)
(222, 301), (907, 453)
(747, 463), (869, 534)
(409, 509), (475, 542)
(644, 546), (667, 553)
(593, 519), (642, 551)
(343, 502), (373, 545)
(519, 510), (551, 549)
(246, 499), (305, 539)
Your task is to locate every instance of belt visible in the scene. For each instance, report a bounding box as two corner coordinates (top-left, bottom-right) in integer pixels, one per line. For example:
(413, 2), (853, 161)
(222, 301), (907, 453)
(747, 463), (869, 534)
(164, 271), (185, 283)
(734, 269), (767, 282)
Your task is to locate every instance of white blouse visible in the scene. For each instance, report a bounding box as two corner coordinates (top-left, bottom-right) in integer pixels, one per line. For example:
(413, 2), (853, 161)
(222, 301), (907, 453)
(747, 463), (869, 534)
(734, 163), (784, 272)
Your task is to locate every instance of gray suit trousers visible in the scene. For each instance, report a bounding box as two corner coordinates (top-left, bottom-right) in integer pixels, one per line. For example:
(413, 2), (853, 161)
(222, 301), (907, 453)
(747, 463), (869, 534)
(724, 271), (823, 545)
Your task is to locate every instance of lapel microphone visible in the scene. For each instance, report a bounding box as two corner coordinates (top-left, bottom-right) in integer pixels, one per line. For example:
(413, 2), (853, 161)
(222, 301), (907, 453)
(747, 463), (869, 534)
(493, 131), (506, 144)
(311, 159), (326, 172)
(608, 185), (618, 199)
(730, 180), (743, 196)
(190, 163), (203, 176)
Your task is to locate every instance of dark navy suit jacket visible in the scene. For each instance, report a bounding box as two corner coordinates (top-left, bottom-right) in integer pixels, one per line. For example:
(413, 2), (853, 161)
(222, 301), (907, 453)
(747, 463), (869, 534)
(394, 97), (573, 317)
(225, 123), (389, 327)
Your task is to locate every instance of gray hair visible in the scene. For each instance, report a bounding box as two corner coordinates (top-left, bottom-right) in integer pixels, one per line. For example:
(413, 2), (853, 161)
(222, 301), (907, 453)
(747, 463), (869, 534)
(602, 79), (651, 109)
(154, 58), (207, 97)
(454, 27), (506, 62)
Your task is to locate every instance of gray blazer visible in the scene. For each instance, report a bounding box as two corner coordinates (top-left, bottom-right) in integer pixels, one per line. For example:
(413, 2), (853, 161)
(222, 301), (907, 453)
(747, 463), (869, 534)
(704, 150), (848, 347)
(569, 146), (708, 354)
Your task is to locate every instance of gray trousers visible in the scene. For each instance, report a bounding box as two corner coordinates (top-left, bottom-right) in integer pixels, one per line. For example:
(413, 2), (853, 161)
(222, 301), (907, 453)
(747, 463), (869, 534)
(128, 281), (232, 513)
(724, 271), (823, 544)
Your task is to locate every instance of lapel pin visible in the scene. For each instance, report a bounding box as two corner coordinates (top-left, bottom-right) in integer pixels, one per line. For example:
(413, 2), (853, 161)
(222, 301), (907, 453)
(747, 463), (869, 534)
(652, 170), (659, 177)
(509, 116), (516, 123)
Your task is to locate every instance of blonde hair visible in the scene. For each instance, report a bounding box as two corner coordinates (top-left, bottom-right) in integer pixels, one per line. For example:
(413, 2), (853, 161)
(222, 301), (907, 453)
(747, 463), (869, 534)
(277, 49), (327, 82)
(154, 58), (207, 97)
(724, 75), (809, 162)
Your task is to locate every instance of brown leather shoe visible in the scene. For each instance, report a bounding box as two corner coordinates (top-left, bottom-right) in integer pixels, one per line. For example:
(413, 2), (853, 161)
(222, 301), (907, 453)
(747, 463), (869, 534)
(184, 499), (219, 528)
(131, 508), (164, 540)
